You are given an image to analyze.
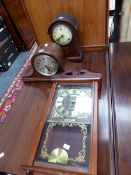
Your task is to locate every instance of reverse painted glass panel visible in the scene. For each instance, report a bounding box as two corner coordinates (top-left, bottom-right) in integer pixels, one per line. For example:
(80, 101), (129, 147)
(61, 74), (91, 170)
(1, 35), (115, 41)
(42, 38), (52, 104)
(35, 122), (90, 168)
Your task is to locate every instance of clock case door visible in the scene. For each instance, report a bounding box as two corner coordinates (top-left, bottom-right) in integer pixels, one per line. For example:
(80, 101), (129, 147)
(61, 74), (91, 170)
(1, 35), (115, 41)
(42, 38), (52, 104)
(21, 80), (99, 175)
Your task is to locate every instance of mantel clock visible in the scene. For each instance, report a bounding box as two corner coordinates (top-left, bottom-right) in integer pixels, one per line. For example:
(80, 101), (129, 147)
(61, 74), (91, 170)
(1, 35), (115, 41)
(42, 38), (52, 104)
(22, 42), (66, 81)
(48, 13), (82, 62)
(32, 42), (65, 76)
(22, 43), (101, 83)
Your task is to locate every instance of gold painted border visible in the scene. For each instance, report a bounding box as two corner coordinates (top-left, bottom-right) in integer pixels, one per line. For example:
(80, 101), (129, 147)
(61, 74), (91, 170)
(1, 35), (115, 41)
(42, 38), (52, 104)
(40, 123), (88, 163)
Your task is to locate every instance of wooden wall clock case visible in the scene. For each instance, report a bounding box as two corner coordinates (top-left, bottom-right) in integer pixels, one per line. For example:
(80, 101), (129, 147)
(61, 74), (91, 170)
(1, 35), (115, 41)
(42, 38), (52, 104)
(21, 80), (99, 175)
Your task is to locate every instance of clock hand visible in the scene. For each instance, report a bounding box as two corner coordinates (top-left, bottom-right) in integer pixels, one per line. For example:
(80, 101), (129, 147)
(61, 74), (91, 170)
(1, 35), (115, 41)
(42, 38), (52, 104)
(45, 65), (54, 72)
(45, 65), (50, 72)
(56, 35), (64, 41)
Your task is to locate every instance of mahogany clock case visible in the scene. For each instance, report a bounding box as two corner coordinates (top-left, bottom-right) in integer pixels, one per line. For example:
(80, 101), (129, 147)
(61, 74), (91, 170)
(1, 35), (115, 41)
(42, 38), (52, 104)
(31, 42), (65, 76)
(48, 13), (83, 62)
(22, 80), (98, 175)
(22, 40), (101, 83)
(48, 13), (78, 33)
(22, 64), (101, 86)
(32, 42), (65, 64)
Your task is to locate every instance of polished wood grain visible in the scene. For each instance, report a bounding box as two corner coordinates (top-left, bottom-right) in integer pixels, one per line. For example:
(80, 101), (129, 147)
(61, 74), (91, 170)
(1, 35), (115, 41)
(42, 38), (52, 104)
(22, 165), (87, 175)
(110, 42), (131, 175)
(0, 0), (25, 50)
(2, 0), (35, 50)
(88, 81), (98, 175)
(0, 51), (112, 175)
(22, 64), (101, 84)
(22, 0), (108, 48)
(0, 82), (53, 175)
(83, 51), (113, 175)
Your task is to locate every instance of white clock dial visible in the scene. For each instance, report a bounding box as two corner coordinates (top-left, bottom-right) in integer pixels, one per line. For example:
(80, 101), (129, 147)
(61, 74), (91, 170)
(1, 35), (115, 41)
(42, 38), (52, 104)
(55, 89), (92, 118)
(34, 55), (59, 76)
(52, 24), (73, 46)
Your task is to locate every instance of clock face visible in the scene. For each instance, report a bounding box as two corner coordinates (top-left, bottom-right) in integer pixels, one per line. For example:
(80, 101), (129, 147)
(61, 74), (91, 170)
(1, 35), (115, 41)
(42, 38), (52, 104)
(34, 55), (59, 76)
(48, 84), (93, 123)
(52, 24), (73, 46)
(55, 88), (92, 117)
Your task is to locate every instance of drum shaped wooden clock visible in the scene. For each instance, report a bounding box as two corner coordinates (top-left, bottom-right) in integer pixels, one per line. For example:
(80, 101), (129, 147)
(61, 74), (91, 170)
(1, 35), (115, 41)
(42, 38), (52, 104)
(22, 42), (65, 81)
(48, 13), (83, 62)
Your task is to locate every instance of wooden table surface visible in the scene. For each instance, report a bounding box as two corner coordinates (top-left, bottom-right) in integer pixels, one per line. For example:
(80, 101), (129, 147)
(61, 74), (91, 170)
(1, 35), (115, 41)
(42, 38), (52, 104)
(0, 51), (113, 175)
(110, 42), (131, 175)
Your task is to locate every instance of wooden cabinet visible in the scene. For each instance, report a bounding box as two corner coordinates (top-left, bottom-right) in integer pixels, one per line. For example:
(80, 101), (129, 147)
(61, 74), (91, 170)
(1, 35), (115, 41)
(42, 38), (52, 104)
(0, 0), (35, 51)
(22, 0), (108, 51)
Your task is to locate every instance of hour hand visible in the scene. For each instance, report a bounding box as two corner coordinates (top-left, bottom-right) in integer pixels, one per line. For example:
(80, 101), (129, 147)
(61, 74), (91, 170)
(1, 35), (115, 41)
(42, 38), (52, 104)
(56, 35), (63, 41)
(45, 65), (54, 72)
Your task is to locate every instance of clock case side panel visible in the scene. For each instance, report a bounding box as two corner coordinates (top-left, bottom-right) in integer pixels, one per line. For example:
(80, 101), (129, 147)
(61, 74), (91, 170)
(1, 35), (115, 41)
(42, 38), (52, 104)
(88, 81), (98, 175)
(21, 81), (99, 175)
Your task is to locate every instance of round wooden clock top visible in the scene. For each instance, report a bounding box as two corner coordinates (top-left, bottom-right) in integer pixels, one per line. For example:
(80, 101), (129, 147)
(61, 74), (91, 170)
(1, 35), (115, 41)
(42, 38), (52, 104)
(48, 13), (78, 33)
(32, 42), (65, 64)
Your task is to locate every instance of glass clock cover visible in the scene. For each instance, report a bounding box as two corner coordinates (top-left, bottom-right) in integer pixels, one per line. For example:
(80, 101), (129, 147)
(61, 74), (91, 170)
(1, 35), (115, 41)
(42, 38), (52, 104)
(35, 122), (90, 168)
(34, 83), (94, 172)
(52, 24), (73, 46)
(34, 55), (59, 76)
